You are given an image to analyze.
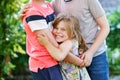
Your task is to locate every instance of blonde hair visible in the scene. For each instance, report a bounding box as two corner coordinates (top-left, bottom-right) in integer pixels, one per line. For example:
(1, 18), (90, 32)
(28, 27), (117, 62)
(53, 14), (87, 51)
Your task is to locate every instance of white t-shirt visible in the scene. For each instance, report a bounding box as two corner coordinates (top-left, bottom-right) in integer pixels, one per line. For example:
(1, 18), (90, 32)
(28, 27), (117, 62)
(53, 0), (106, 57)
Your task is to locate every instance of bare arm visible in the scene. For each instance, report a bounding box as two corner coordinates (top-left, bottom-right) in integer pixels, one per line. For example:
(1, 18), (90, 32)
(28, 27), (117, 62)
(35, 29), (58, 48)
(38, 35), (83, 66)
(83, 15), (110, 66)
(38, 35), (73, 61)
(86, 15), (110, 55)
(64, 53), (83, 66)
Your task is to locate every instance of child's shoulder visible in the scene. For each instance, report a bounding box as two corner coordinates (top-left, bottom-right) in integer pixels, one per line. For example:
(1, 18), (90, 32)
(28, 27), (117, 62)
(64, 39), (77, 44)
(45, 1), (54, 9)
(24, 7), (40, 18)
(64, 39), (72, 43)
(62, 39), (73, 47)
(59, 40), (73, 50)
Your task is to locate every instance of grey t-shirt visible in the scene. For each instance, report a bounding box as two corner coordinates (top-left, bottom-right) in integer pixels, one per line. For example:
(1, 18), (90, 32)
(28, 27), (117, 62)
(53, 0), (106, 57)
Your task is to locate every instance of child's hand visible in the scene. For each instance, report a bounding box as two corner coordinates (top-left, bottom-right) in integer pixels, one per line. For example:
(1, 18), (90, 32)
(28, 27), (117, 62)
(79, 54), (85, 60)
(62, 60), (69, 64)
(80, 51), (93, 67)
(78, 49), (85, 59)
(78, 54), (85, 67)
(37, 34), (49, 46)
(18, 4), (32, 19)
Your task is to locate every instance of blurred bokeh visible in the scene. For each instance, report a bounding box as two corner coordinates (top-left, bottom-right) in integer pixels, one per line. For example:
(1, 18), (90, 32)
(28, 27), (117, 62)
(0, 0), (120, 80)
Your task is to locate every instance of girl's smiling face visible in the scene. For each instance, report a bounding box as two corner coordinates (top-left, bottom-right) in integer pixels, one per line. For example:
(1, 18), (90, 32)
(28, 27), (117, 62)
(53, 21), (69, 43)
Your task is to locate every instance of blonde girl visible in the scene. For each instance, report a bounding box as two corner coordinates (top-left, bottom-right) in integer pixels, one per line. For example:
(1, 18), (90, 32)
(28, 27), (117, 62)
(38, 14), (91, 80)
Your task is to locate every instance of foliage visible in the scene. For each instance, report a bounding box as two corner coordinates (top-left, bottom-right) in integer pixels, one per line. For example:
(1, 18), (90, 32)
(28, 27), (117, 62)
(47, 0), (52, 2)
(108, 49), (120, 75)
(0, 0), (52, 79)
(107, 10), (120, 50)
(0, 0), (119, 79)
(107, 10), (120, 75)
(0, 0), (28, 78)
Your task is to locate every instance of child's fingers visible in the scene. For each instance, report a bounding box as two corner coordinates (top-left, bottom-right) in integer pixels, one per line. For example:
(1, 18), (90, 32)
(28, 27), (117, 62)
(20, 4), (32, 14)
(80, 54), (85, 59)
(18, 13), (26, 19)
(79, 61), (85, 67)
(21, 3), (32, 9)
(22, 9), (28, 13)
(79, 54), (85, 59)
(18, 9), (28, 19)
(79, 49), (84, 55)
(18, 4), (32, 20)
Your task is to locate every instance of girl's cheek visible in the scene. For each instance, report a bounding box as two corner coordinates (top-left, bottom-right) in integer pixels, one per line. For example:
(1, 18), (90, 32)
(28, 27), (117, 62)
(52, 31), (56, 37)
(52, 29), (56, 34)
(51, 31), (54, 35)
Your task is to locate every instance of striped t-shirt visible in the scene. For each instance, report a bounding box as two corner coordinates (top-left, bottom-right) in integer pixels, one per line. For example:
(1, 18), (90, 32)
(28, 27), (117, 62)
(22, 2), (58, 72)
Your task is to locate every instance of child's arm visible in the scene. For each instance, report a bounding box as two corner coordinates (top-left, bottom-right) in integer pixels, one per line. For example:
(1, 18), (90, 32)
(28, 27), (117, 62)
(82, 15), (110, 67)
(22, 7), (58, 48)
(38, 35), (84, 66)
(35, 29), (58, 48)
(38, 34), (73, 61)
(64, 53), (84, 67)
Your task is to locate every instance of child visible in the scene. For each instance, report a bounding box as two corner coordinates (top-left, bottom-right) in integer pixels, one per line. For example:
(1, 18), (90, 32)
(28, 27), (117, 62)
(22, 0), (85, 80)
(22, 0), (63, 80)
(38, 14), (91, 80)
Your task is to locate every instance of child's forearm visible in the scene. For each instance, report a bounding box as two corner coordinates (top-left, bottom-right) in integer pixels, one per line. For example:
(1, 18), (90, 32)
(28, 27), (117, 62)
(37, 33), (73, 61)
(44, 41), (68, 61)
(36, 29), (58, 48)
(64, 53), (83, 66)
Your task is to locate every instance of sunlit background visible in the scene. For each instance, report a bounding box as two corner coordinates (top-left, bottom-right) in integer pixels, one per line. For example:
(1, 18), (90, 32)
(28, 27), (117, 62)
(0, 0), (120, 80)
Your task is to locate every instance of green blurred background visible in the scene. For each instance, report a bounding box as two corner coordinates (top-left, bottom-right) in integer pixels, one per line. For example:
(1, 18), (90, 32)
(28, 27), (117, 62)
(0, 0), (120, 80)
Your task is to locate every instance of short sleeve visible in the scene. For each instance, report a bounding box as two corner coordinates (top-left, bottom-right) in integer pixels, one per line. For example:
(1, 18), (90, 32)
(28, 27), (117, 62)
(24, 8), (48, 32)
(88, 0), (105, 19)
(26, 15), (48, 32)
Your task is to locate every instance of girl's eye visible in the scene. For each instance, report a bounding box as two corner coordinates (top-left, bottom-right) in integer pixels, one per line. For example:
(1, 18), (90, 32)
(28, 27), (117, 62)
(54, 27), (58, 30)
(61, 28), (66, 31)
